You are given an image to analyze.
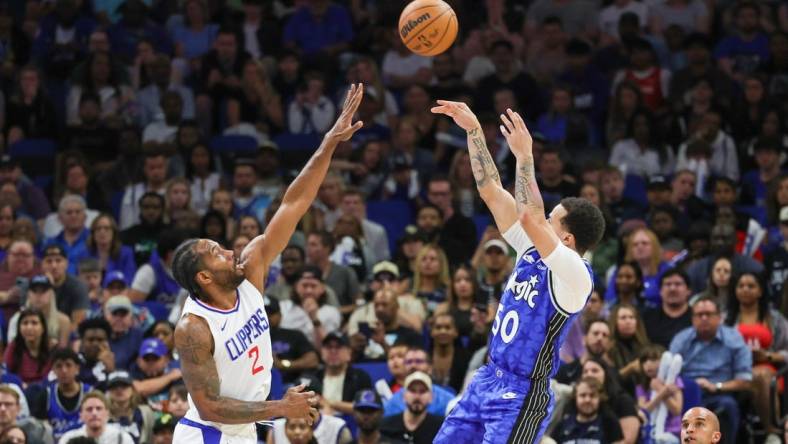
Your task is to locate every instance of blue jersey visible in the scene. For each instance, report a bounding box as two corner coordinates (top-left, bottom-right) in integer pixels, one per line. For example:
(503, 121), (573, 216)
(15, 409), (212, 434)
(489, 246), (593, 379)
(47, 381), (92, 441)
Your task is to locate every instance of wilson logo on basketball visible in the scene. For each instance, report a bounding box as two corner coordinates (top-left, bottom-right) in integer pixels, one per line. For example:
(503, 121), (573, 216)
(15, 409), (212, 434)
(400, 12), (431, 39)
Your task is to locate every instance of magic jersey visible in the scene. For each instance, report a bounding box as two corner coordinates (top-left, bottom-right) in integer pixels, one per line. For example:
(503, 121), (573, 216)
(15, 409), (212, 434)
(180, 279), (273, 438)
(489, 224), (594, 379)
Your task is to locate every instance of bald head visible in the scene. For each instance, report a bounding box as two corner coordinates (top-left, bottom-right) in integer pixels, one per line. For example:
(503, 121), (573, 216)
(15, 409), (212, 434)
(681, 407), (721, 444)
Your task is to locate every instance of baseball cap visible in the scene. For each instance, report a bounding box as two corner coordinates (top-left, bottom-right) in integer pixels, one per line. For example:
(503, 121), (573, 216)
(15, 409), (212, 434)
(322, 331), (349, 347)
(372, 261), (399, 279)
(153, 413), (176, 434)
(139, 338), (168, 358)
(296, 265), (323, 283)
(106, 295), (133, 313)
(259, 139), (279, 153)
(353, 389), (383, 410)
(391, 152), (411, 171)
(483, 239), (508, 253)
(29, 275), (52, 292)
(780, 207), (788, 224)
(0, 155), (16, 169)
(401, 225), (425, 243)
(264, 296), (280, 314)
(43, 244), (67, 259)
(647, 175), (670, 190)
(404, 371), (432, 391)
(106, 370), (133, 389)
(102, 271), (127, 289)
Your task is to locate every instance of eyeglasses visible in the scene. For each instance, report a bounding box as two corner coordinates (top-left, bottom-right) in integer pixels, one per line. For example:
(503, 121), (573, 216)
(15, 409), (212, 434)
(692, 311), (719, 318)
(9, 252), (32, 258)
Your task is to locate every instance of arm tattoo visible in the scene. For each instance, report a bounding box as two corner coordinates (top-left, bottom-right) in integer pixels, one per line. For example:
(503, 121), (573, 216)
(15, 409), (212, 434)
(468, 133), (500, 188)
(515, 157), (544, 215)
(176, 315), (281, 423)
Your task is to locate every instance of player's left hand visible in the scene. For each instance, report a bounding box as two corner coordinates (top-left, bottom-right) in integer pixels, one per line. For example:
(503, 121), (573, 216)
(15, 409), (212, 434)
(325, 83), (364, 142)
(499, 108), (533, 159)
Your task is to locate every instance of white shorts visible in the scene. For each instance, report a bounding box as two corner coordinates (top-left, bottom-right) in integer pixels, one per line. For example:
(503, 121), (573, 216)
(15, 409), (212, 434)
(173, 418), (257, 444)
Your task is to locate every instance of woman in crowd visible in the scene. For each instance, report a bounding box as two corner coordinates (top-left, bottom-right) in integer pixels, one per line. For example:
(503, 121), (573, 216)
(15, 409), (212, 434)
(430, 313), (471, 394)
(635, 345), (684, 443)
(66, 51), (136, 125)
(607, 304), (651, 392)
(609, 109), (674, 177)
(71, 214), (136, 280)
(187, 144), (223, 216)
(606, 81), (643, 147)
(237, 215), (262, 240)
(609, 262), (645, 309)
(7, 276), (70, 348)
(725, 272), (788, 440)
(238, 59), (284, 133)
(208, 189), (235, 241)
(171, 0), (218, 61)
(411, 244), (451, 315)
(448, 150), (483, 218)
(690, 256), (733, 311)
(581, 357), (641, 444)
(434, 264), (479, 340)
(5, 65), (58, 145)
(199, 210), (228, 247)
(4, 308), (51, 386)
(608, 228), (669, 307)
(164, 178), (192, 225)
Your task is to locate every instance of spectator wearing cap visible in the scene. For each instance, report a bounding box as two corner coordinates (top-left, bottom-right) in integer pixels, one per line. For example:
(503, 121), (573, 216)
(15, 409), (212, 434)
(128, 228), (189, 307)
(474, 238), (512, 307)
(42, 244), (90, 326)
(305, 231), (360, 308)
(314, 332), (372, 415)
(340, 187), (390, 264)
(231, 159), (271, 224)
(741, 136), (783, 210)
(120, 192), (168, 268)
(347, 261), (426, 338)
(76, 318), (115, 389)
(129, 338), (182, 404)
(105, 370), (155, 444)
(29, 348), (91, 442)
(645, 175), (673, 211)
(44, 195), (91, 265)
(58, 391), (134, 444)
(137, 54), (196, 128)
(119, 152), (168, 231)
(764, 206), (788, 302)
(380, 371), (443, 444)
(89, 271), (153, 333)
(393, 225), (425, 280)
(7, 275), (71, 348)
(425, 175), (478, 267)
(253, 140), (284, 204)
(152, 413), (175, 444)
(103, 295), (143, 370)
(0, 155), (51, 221)
(265, 296), (320, 384)
(353, 389), (399, 444)
(70, 214), (137, 283)
(281, 265), (342, 346)
(0, 384), (53, 444)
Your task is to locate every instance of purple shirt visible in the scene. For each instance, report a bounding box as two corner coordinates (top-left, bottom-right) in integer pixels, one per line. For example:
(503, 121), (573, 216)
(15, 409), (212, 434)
(636, 377), (685, 436)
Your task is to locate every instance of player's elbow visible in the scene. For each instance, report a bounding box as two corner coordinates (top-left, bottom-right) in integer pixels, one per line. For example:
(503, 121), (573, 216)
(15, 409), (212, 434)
(193, 400), (222, 423)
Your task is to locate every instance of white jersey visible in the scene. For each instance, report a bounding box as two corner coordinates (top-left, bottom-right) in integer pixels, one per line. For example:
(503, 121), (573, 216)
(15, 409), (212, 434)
(271, 415), (348, 444)
(180, 279), (273, 438)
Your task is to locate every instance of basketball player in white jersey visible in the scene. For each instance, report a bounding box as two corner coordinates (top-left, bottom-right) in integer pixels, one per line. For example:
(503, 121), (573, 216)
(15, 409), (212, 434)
(170, 84), (365, 444)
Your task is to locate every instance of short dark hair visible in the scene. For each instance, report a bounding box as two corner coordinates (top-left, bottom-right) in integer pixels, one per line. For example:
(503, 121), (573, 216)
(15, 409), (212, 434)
(559, 197), (605, 254)
(172, 238), (206, 300)
(283, 244), (305, 261)
(490, 39), (514, 53)
(158, 228), (191, 258)
(308, 230), (335, 251)
(417, 202), (444, 220)
(659, 268), (690, 288)
(51, 348), (81, 366)
(691, 295), (721, 312)
(78, 317), (111, 339)
(138, 191), (165, 208)
(754, 136), (781, 153)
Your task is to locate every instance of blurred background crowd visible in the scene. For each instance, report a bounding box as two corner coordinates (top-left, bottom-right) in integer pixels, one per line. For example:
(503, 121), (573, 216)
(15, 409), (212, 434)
(0, 0), (785, 443)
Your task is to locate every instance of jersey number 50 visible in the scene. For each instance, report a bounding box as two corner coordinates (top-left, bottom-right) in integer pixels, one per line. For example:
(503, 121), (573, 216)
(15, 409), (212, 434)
(491, 303), (519, 344)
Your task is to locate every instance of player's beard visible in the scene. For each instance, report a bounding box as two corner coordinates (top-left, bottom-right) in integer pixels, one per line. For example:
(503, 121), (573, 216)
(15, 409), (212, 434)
(213, 268), (245, 290)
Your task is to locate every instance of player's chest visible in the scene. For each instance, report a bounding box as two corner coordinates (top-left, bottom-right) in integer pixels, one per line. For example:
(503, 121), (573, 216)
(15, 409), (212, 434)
(502, 261), (548, 310)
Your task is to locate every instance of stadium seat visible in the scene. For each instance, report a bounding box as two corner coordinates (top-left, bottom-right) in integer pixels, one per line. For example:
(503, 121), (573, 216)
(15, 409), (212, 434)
(110, 191), (125, 222)
(473, 214), (492, 241)
(272, 133), (321, 152)
(682, 377), (702, 410)
(8, 139), (57, 177)
(623, 173), (647, 203)
(366, 200), (412, 254)
(352, 362), (392, 385)
(269, 368), (284, 400)
(209, 135), (258, 156)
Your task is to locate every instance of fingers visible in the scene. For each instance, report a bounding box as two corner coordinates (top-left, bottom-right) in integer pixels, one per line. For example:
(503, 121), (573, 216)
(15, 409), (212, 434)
(511, 109), (530, 134)
(500, 112), (515, 136)
(288, 383), (306, 393)
(430, 106), (451, 115)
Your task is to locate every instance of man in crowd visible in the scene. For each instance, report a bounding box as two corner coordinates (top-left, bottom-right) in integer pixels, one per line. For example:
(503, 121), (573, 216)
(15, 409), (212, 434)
(0, 385), (52, 444)
(42, 244), (90, 325)
(314, 332), (372, 415)
(58, 392), (134, 443)
(643, 269), (693, 348)
(340, 187), (390, 263)
(380, 371), (444, 444)
(129, 338), (182, 402)
(266, 245), (306, 301)
(266, 296), (319, 383)
(425, 175), (477, 267)
(305, 231), (360, 309)
(681, 407), (723, 444)
(44, 195), (90, 264)
(103, 295), (144, 370)
(384, 347), (455, 417)
(119, 151), (168, 230)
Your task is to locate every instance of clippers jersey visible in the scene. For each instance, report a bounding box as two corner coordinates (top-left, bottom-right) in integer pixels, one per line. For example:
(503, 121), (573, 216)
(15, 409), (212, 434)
(180, 279), (273, 438)
(489, 245), (593, 379)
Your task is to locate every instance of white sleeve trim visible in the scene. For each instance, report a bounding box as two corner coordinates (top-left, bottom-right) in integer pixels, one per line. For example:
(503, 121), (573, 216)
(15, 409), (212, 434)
(502, 222), (534, 259)
(543, 243), (593, 314)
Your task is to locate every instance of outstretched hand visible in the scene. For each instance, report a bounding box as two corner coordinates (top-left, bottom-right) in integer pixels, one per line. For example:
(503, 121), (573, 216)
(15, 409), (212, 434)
(281, 384), (319, 425)
(326, 83), (364, 142)
(431, 100), (480, 132)
(499, 108), (533, 159)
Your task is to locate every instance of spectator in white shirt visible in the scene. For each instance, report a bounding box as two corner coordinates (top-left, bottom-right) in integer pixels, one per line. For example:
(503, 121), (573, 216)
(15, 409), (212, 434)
(58, 392), (134, 444)
(119, 152), (169, 230)
(142, 92), (183, 143)
(287, 72), (336, 135)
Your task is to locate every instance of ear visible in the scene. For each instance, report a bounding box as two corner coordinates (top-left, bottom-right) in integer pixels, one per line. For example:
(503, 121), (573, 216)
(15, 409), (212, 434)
(712, 431), (722, 443)
(195, 270), (212, 287)
(562, 231), (575, 249)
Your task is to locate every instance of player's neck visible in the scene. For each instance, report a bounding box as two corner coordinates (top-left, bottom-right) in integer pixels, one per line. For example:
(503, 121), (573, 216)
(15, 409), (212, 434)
(203, 288), (238, 310)
(434, 343), (453, 356)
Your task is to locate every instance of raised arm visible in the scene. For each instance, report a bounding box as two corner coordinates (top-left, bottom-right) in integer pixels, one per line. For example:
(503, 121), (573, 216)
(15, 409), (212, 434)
(500, 109), (560, 258)
(241, 84), (364, 292)
(174, 314), (318, 424)
(431, 100), (517, 232)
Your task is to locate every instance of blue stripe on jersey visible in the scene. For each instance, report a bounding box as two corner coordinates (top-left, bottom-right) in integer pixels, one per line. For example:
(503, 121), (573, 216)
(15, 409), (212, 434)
(489, 246), (593, 379)
(193, 289), (241, 314)
(179, 418), (222, 444)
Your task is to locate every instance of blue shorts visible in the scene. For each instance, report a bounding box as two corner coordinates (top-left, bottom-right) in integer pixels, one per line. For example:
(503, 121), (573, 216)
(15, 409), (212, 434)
(434, 362), (554, 444)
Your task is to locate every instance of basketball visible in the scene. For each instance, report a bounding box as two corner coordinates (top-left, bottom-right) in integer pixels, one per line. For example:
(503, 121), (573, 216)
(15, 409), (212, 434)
(398, 0), (458, 57)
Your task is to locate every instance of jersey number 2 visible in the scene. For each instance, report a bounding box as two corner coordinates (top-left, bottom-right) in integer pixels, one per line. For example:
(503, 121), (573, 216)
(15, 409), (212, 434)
(248, 345), (264, 375)
(491, 303), (519, 344)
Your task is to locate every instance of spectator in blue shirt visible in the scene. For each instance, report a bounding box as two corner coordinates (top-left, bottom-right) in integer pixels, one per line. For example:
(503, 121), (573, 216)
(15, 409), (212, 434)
(383, 347), (455, 417)
(714, 2), (770, 82)
(103, 295), (144, 370)
(69, 214), (137, 281)
(170, 0), (218, 61)
(45, 195), (91, 266)
(669, 296), (752, 443)
(107, 0), (172, 63)
(283, 0), (353, 59)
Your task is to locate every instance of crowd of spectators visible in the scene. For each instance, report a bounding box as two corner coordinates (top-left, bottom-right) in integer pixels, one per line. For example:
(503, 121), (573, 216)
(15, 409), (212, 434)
(0, 0), (786, 443)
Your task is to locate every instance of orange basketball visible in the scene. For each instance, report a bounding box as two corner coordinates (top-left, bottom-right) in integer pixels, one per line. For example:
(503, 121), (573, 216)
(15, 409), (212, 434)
(398, 0), (458, 57)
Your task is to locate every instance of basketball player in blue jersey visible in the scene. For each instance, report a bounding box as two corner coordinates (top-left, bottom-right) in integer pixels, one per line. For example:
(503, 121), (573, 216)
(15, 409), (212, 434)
(430, 101), (606, 444)
(169, 84), (365, 444)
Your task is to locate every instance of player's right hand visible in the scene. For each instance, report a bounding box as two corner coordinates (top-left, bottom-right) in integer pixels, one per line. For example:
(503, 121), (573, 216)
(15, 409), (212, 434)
(499, 108), (533, 159)
(431, 100), (480, 132)
(281, 384), (319, 425)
